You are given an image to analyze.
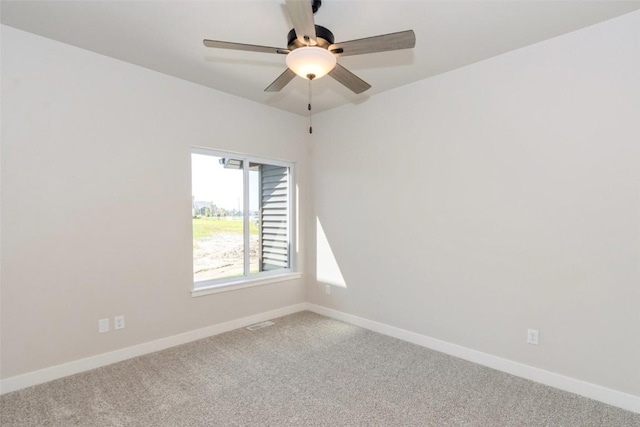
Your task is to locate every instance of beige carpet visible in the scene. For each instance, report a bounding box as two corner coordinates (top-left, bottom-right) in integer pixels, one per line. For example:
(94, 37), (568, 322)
(1, 311), (638, 426)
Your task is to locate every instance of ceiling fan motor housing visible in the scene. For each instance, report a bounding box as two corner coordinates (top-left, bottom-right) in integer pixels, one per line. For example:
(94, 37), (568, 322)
(287, 25), (335, 50)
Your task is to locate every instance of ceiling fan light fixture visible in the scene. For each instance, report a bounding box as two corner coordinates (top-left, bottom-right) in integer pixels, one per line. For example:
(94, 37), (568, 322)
(286, 46), (336, 80)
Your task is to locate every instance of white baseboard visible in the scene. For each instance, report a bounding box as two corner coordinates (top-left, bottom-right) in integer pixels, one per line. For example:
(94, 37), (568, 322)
(306, 303), (640, 414)
(3, 302), (638, 414)
(0, 303), (307, 395)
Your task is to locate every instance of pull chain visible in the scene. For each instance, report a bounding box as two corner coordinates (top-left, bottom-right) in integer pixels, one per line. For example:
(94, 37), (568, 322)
(308, 76), (313, 134)
(306, 73), (316, 134)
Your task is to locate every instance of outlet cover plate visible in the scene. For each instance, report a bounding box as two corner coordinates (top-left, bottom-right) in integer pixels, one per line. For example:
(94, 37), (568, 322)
(114, 315), (125, 330)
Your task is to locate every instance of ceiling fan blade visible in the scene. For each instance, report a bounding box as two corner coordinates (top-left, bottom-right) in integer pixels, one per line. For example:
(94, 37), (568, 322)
(265, 68), (297, 92)
(329, 30), (416, 57)
(203, 39), (289, 55)
(285, 0), (317, 45)
(329, 63), (371, 94)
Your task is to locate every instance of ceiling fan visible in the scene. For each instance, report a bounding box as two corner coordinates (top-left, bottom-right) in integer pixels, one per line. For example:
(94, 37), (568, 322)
(203, 0), (416, 95)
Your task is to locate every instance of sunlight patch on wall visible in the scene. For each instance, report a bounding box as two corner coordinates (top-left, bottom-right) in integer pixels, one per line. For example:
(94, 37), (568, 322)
(316, 217), (347, 287)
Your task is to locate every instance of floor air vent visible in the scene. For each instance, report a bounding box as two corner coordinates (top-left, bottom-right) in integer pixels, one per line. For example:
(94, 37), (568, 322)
(246, 321), (274, 331)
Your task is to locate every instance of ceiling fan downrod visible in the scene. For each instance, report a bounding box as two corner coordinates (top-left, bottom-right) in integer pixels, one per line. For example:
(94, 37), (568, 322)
(311, 0), (322, 14)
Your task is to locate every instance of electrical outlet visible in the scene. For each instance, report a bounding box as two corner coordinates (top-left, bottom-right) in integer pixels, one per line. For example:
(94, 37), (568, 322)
(114, 315), (125, 330)
(527, 328), (539, 345)
(98, 318), (109, 333)
(325, 285), (331, 295)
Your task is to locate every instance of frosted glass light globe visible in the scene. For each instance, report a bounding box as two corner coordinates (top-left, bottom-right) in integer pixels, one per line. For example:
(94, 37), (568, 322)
(286, 46), (337, 80)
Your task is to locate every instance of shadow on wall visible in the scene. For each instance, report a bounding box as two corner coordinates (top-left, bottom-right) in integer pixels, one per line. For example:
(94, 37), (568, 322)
(316, 217), (347, 288)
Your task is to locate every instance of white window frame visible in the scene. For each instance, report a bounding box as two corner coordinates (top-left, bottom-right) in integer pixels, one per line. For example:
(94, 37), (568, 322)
(190, 147), (300, 297)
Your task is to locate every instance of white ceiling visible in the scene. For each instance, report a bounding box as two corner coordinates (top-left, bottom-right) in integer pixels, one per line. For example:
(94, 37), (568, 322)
(2, 0), (639, 116)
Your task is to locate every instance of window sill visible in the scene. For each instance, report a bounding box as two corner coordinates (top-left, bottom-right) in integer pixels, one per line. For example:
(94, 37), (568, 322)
(191, 272), (303, 297)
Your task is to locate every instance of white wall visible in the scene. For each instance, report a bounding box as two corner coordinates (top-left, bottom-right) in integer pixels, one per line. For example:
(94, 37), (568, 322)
(2, 8), (639, 403)
(310, 11), (640, 397)
(0, 26), (309, 379)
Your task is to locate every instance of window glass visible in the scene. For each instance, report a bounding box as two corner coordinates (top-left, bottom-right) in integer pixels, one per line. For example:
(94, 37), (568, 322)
(191, 150), (291, 288)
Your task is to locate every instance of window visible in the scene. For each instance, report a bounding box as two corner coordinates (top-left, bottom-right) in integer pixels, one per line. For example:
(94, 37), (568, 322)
(191, 148), (294, 292)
